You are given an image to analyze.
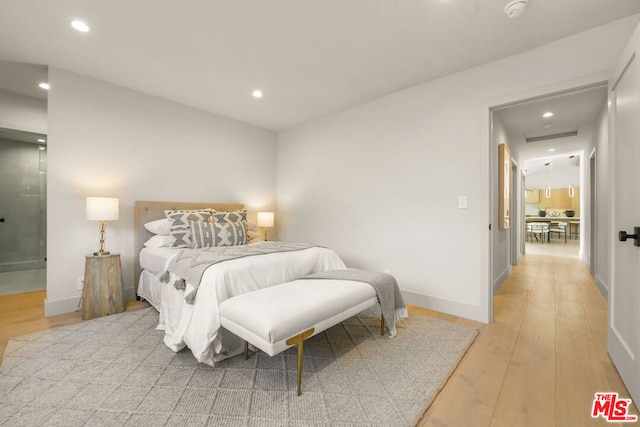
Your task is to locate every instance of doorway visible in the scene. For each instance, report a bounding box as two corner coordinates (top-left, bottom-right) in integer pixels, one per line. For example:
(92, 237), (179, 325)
(0, 128), (47, 296)
(491, 83), (607, 265)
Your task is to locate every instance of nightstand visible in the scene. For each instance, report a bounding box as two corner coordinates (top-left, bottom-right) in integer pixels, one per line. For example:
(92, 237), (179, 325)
(82, 253), (125, 320)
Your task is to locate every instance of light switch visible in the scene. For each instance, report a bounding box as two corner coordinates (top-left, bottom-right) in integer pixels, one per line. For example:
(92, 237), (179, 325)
(458, 196), (468, 209)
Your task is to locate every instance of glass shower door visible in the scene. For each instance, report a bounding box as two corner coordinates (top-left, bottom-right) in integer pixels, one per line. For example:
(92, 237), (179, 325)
(0, 129), (47, 295)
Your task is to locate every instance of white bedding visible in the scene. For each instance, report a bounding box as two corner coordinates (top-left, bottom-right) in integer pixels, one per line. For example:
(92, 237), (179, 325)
(139, 247), (179, 276)
(137, 242), (346, 366)
(137, 269), (163, 311)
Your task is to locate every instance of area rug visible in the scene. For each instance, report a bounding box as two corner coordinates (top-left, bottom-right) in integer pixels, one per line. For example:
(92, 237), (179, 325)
(0, 307), (477, 426)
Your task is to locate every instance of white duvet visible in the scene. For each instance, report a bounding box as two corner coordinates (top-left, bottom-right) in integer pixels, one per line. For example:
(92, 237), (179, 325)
(140, 243), (345, 366)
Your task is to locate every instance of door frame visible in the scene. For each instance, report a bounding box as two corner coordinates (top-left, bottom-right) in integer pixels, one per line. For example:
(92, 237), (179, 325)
(510, 159), (520, 266)
(483, 73), (609, 321)
(589, 147), (597, 275)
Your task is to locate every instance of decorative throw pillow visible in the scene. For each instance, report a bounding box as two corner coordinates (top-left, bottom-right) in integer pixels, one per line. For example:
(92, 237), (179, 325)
(212, 209), (247, 224)
(143, 234), (173, 248)
(190, 220), (247, 248)
(165, 209), (212, 247)
(144, 218), (172, 235)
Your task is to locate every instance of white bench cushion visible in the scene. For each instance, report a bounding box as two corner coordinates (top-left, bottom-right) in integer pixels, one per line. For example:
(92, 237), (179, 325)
(219, 279), (377, 356)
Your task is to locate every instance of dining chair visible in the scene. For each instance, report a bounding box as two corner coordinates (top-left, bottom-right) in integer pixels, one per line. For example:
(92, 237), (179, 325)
(549, 221), (567, 243)
(527, 222), (550, 243)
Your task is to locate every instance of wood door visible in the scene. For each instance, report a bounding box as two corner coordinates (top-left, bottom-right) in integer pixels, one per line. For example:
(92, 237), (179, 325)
(609, 22), (640, 405)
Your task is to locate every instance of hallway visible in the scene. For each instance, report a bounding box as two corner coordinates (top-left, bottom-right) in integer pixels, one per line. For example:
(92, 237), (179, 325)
(419, 250), (637, 426)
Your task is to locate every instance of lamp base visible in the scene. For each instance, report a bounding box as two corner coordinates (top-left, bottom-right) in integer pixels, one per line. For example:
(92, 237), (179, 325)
(93, 250), (111, 256)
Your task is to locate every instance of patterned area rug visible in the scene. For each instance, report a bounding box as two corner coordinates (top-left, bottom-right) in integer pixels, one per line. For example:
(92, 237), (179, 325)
(0, 307), (477, 426)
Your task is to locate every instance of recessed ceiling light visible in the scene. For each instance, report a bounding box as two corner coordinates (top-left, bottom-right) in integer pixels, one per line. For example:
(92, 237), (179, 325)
(37, 138), (46, 143)
(548, 149), (555, 152)
(252, 90), (263, 98)
(71, 20), (90, 33)
(38, 146), (46, 151)
(543, 112), (554, 118)
(38, 82), (50, 90)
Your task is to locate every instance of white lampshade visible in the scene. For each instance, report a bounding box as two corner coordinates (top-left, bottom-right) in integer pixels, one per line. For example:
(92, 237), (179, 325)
(257, 211), (274, 228)
(86, 197), (119, 221)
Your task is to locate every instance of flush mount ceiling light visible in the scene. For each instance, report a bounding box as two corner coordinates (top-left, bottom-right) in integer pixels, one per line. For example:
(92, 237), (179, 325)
(38, 82), (50, 90)
(252, 90), (263, 98)
(504, 0), (529, 18)
(71, 20), (90, 32)
(548, 148), (555, 152)
(543, 111), (554, 118)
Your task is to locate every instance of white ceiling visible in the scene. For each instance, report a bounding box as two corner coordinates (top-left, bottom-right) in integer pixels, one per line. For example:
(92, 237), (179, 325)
(1, 1), (640, 131)
(495, 84), (608, 175)
(0, 61), (48, 100)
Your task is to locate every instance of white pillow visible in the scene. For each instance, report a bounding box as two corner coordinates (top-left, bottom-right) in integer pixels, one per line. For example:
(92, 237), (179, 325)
(144, 234), (173, 248)
(144, 218), (172, 235)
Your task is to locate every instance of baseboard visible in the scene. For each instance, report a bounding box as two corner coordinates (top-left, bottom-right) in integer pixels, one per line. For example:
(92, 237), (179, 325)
(581, 251), (590, 272)
(493, 265), (512, 294)
(44, 286), (137, 317)
(402, 290), (488, 324)
(594, 274), (608, 301)
(44, 295), (81, 317)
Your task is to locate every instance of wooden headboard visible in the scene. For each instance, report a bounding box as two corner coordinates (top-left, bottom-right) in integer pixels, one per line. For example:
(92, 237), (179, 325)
(133, 201), (244, 294)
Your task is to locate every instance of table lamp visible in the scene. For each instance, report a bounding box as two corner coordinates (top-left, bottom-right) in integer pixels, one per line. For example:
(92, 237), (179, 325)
(86, 197), (119, 256)
(257, 212), (274, 241)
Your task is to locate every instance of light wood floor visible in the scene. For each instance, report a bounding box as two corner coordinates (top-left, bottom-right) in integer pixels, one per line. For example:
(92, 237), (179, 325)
(418, 248), (637, 426)
(0, 251), (636, 426)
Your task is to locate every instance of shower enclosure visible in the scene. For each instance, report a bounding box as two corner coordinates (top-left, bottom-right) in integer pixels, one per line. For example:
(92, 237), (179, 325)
(0, 128), (47, 274)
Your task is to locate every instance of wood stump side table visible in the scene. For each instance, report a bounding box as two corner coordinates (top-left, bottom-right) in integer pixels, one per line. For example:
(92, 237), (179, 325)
(82, 253), (125, 320)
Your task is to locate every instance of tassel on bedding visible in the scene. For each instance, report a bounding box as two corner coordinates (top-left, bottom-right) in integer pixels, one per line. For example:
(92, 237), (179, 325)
(185, 290), (197, 304)
(174, 278), (186, 291)
(159, 271), (170, 283)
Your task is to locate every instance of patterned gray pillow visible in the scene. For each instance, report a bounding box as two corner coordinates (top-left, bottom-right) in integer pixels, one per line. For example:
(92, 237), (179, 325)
(212, 209), (247, 224)
(165, 209), (213, 247)
(190, 220), (247, 248)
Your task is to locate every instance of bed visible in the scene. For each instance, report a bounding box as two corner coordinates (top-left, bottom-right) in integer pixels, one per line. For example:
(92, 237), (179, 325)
(133, 201), (346, 366)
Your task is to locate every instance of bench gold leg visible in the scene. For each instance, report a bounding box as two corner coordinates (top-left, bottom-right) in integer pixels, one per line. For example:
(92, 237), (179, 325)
(285, 328), (315, 396)
(381, 317), (385, 336)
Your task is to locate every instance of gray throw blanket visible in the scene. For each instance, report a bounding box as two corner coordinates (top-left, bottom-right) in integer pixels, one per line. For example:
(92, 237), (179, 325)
(161, 242), (318, 304)
(302, 269), (408, 337)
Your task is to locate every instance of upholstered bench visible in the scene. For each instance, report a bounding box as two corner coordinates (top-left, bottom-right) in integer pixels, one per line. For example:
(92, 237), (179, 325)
(219, 278), (383, 395)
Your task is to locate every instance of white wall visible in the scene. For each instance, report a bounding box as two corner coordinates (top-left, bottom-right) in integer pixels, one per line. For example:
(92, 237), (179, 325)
(276, 16), (639, 322)
(46, 68), (276, 315)
(524, 161), (581, 189)
(593, 105), (611, 298)
(0, 89), (47, 133)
